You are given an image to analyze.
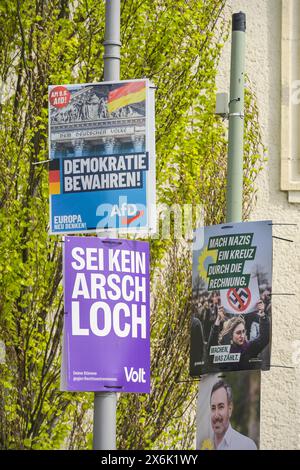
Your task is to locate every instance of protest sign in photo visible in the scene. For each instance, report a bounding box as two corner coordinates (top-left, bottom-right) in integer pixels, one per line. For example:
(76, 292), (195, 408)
(61, 236), (150, 393)
(49, 80), (155, 234)
(190, 220), (272, 375)
(196, 371), (260, 450)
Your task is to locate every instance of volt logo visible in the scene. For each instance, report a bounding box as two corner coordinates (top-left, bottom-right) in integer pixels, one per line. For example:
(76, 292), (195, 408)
(124, 367), (146, 383)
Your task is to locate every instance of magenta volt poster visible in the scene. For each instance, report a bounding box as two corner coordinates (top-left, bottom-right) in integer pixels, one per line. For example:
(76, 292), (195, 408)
(60, 236), (150, 393)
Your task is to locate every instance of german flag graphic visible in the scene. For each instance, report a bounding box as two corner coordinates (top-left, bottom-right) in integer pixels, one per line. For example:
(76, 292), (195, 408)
(107, 81), (146, 114)
(49, 159), (61, 195)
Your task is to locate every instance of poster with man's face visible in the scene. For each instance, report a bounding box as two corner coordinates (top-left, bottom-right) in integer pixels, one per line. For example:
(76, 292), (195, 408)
(190, 220), (272, 376)
(197, 371), (260, 450)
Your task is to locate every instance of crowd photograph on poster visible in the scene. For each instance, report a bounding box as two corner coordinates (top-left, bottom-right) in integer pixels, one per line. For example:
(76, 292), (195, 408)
(190, 221), (272, 376)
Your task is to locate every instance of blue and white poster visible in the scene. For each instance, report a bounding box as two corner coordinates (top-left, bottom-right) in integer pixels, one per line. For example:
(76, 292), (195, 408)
(48, 80), (156, 234)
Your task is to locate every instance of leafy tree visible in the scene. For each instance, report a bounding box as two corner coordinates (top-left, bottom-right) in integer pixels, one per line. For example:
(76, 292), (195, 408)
(0, 0), (264, 449)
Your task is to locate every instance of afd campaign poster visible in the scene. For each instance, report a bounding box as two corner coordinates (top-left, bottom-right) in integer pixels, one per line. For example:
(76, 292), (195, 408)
(48, 80), (156, 234)
(190, 220), (272, 376)
(60, 236), (150, 393)
(196, 371), (260, 450)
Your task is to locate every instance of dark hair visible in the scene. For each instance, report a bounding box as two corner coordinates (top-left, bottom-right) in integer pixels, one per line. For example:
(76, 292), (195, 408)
(210, 380), (233, 405)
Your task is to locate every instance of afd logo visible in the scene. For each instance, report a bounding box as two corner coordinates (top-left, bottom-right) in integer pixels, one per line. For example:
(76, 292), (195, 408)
(96, 196), (146, 229)
(111, 203), (144, 226)
(124, 366), (146, 383)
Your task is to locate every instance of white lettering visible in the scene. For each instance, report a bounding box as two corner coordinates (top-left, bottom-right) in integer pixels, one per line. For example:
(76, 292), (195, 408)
(113, 303), (131, 338)
(90, 302), (111, 336)
(131, 304), (146, 338)
(71, 302), (147, 338)
(124, 367), (146, 383)
(71, 247), (85, 270)
(71, 301), (89, 335)
(72, 273), (89, 298)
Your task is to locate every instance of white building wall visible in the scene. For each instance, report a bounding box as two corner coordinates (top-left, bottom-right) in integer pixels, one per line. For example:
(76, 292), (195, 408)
(217, 0), (300, 449)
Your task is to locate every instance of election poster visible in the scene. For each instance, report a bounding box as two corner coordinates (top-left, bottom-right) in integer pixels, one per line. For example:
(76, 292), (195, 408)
(60, 236), (150, 393)
(196, 371), (260, 450)
(190, 220), (272, 375)
(48, 80), (156, 234)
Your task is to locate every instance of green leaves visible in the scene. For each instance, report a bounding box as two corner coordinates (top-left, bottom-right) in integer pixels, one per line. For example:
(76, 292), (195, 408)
(0, 0), (264, 450)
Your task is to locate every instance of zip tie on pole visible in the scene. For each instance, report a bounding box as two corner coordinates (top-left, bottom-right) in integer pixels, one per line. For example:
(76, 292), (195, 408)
(272, 235), (294, 243)
(268, 223), (297, 226)
(265, 364), (295, 370)
(228, 112), (244, 118)
(270, 293), (295, 296)
(176, 378), (201, 384)
(229, 97), (240, 104)
(32, 159), (51, 165)
(104, 385), (123, 389)
(221, 112), (244, 120)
